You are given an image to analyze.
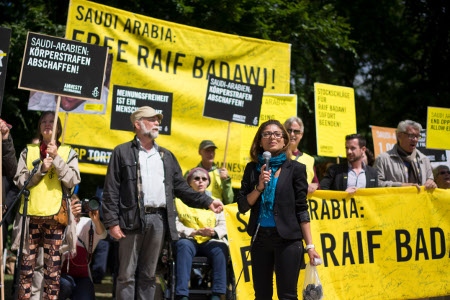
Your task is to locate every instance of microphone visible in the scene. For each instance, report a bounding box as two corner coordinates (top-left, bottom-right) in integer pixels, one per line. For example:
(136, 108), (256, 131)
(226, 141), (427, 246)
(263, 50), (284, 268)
(32, 158), (41, 167)
(262, 151), (271, 189)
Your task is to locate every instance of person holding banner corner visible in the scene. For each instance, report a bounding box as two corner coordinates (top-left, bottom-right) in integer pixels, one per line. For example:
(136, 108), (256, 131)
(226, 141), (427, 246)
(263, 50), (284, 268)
(102, 106), (224, 300)
(12, 111), (80, 299)
(374, 119), (437, 190)
(237, 119), (320, 300)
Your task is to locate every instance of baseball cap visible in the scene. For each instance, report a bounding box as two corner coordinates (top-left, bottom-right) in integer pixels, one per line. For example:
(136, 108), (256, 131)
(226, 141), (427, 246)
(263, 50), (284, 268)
(198, 140), (217, 151)
(130, 106), (163, 124)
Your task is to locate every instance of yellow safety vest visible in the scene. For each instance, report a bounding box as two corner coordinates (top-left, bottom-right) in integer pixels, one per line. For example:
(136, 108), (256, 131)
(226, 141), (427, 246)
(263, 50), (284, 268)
(292, 152), (315, 184)
(175, 198), (217, 244)
(20, 144), (72, 216)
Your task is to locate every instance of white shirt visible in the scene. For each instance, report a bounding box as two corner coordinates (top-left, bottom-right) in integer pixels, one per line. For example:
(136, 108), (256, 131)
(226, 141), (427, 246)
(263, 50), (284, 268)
(139, 143), (166, 207)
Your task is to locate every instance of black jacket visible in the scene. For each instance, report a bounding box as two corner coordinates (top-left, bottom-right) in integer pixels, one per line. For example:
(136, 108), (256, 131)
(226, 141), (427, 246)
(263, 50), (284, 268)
(102, 137), (213, 240)
(237, 159), (309, 240)
(320, 163), (378, 191)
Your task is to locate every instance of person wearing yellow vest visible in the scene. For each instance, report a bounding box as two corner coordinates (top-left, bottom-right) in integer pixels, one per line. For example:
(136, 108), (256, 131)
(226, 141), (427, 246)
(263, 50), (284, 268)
(13, 111), (80, 300)
(284, 117), (319, 194)
(174, 167), (228, 300)
(185, 140), (234, 204)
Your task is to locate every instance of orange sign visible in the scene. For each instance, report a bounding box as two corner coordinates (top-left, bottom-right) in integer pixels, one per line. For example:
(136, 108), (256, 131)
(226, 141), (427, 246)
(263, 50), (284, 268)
(371, 125), (396, 157)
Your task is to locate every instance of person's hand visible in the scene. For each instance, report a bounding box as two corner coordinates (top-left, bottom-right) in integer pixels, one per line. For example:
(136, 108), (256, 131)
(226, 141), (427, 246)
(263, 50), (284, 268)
(0, 119), (10, 140)
(308, 183), (318, 194)
(46, 140), (59, 159)
(196, 228), (215, 237)
(219, 168), (229, 180)
(259, 164), (271, 188)
(424, 178), (437, 190)
(209, 199), (223, 213)
(401, 182), (421, 192)
(306, 248), (321, 266)
(89, 209), (100, 221)
(109, 224), (126, 240)
(70, 197), (82, 217)
(41, 155), (53, 172)
(345, 186), (357, 195)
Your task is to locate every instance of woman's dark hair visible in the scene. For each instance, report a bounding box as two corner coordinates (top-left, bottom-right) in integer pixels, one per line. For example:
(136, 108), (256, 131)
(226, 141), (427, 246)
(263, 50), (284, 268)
(37, 111), (62, 142)
(249, 119), (291, 162)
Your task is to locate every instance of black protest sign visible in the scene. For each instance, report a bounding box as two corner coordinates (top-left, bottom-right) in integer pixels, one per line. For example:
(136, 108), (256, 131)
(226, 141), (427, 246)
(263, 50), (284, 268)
(111, 85), (173, 134)
(0, 27), (12, 114)
(203, 75), (264, 126)
(19, 32), (107, 100)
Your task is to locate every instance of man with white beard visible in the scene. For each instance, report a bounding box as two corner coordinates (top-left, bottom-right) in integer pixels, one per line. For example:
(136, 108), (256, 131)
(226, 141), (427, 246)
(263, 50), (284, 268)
(102, 106), (224, 300)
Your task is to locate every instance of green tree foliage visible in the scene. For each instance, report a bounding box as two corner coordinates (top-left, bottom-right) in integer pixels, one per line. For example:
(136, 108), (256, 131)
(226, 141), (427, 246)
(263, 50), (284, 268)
(1, 0), (449, 157)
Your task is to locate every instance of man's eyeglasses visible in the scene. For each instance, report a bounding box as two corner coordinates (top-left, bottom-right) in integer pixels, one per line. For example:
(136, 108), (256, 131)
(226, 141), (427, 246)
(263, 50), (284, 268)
(194, 176), (208, 182)
(261, 131), (283, 139)
(438, 170), (450, 175)
(400, 132), (422, 140)
(286, 129), (302, 135)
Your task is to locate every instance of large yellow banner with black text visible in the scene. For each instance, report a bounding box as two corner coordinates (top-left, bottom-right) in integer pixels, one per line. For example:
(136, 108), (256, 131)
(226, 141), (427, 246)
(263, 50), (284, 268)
(224, 188), (450, 299)
(62, 0), (292, 188)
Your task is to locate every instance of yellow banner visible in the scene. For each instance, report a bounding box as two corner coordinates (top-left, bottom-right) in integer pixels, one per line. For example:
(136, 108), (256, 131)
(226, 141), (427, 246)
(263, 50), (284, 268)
(314, 82), (356, 157)
(62, 0), (292, 188)
(427, 106), (450, 150)
(225, 188), (450, 299)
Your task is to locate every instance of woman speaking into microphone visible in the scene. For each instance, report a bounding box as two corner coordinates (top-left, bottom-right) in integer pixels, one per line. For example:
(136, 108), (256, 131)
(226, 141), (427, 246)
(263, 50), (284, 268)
(237, 119), (320, 300)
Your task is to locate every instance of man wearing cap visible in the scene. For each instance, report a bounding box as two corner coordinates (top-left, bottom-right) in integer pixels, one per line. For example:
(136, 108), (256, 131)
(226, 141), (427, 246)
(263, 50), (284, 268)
(102, 106), (224, 300)
(185, 140), (234, 204)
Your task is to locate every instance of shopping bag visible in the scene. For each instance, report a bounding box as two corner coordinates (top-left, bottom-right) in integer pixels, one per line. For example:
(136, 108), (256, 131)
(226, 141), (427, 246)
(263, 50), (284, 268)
(302, 263), (324, 300)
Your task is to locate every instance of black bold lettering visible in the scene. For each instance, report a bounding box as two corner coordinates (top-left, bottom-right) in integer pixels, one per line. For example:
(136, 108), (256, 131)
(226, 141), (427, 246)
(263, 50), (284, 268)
(320, 233), (340, 266)
(220, 62), (230, 79)
(151, 48), (163, 71)
(240, 246), (252, 282)
(342, 232), (355, 265)
(331, 199), (341, 219)
(396, 229), (412, 262)
(137, 45), (149, 67)
(308, 199), (319, 220)
(415, 228), (429, 260)
(173, 52), (185, 74)
(117, 40), (128, 63)
(192, 57), (204, 79)
(367, 230), (382, 263)
(235, 212), (248, 233)
(86, 32), (100, 45)
(430, 227), (446, 259)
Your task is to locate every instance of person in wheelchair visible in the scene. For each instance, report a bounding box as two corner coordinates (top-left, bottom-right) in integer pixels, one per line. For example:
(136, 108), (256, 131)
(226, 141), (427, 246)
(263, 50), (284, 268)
(174, 167), (229, 300)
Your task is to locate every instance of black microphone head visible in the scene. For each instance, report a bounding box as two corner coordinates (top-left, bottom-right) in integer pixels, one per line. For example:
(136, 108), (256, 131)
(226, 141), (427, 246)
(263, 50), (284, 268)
(262, 151), (271, 160)
(32, 158), (41, 166)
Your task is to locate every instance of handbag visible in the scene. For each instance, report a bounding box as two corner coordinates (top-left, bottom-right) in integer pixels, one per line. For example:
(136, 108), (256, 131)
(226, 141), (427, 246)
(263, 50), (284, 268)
(53, 198), (69, 226)
(302, 263), (324, 300)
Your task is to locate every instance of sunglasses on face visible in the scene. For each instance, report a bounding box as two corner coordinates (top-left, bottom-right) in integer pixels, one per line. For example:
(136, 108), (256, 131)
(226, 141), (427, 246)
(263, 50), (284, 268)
(438, 170), (450, 175)
(286, 129), (302, 135)
(194, 176), (208, 182)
